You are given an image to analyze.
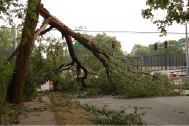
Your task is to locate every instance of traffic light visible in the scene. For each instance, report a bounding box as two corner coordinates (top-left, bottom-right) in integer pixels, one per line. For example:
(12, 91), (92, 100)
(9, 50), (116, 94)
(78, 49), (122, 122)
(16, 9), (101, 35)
(112, 41), (115, 48)
(154, 43), (157, 50)
(164, 41), (168, 48)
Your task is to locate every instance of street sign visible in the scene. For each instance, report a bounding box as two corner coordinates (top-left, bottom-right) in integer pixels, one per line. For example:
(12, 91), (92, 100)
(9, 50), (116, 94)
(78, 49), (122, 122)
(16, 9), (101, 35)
(176, 43), (180, 46)
(74, 44), (84, 47)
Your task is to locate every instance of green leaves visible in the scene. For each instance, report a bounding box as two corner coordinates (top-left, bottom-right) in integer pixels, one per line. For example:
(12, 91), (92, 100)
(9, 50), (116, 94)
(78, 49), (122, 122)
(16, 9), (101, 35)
(127, 38), (185, 58)
(0, 0), (25, 25)
(142, 0), (186, 36)
(83, 104), (145, 125)
(0, 58), (15, 124)
(0, 58), (14, 81)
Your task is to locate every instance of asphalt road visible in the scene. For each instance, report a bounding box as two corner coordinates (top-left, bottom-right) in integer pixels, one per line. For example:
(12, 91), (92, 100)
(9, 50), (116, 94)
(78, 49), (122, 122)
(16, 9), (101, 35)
(72, 91), (189, 125)
(39, 83), (189, 125)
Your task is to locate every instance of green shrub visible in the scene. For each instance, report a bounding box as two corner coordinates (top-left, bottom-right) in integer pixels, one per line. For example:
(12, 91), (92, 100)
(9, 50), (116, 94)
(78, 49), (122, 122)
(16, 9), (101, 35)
(182, 79), (189, 89)
(0, 58), (15, 124)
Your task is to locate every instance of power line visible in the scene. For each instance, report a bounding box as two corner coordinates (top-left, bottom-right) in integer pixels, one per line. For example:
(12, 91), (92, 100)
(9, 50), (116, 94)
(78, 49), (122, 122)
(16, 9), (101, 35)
(50, 29), (188, 34)
(72, 30), (187, 35)
(0, 27), (19, 29)
(51, 15), (140, 20)
(1, 27), (188, 35)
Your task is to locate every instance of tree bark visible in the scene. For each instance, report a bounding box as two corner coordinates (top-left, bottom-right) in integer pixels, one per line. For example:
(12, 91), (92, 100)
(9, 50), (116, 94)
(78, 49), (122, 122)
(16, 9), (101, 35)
(6, 0), (42, 104)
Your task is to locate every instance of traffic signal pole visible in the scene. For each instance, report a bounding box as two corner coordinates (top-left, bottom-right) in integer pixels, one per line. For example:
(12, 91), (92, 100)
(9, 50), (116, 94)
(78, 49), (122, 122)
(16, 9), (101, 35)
(185, 23), (189, 77)
(112, 41), (115, 48)
(154, 23), (189, 76)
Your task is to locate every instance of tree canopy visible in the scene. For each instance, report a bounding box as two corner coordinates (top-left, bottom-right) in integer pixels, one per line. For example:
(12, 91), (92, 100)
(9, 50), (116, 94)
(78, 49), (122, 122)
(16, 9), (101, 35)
(142, 0), (189, 36)
(0, 25), (21, 59)
(126, 38), (185, 58)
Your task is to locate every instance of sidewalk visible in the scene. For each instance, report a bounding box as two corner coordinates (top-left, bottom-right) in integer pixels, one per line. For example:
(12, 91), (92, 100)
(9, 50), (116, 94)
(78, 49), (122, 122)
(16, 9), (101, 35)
(17, 94), (56, 125)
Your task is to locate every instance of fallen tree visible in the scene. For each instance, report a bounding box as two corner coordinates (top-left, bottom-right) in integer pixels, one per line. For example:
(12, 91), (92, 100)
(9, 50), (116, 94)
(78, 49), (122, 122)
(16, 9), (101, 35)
(36, 4), (173, 96)
(6, 3), (178, 103)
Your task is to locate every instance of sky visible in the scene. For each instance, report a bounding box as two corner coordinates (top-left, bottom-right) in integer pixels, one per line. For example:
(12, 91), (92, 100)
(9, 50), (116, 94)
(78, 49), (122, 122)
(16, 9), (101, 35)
(1, 0), (188, 53)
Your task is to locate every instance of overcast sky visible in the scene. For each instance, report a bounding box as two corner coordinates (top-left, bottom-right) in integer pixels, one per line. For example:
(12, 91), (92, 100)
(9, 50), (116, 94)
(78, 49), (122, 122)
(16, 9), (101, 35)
(1, 0), (188, 53)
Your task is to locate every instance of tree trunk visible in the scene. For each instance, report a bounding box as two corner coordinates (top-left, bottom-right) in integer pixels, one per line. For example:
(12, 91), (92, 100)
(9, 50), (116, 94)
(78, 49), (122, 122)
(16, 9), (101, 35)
(6, 0), (41, 104)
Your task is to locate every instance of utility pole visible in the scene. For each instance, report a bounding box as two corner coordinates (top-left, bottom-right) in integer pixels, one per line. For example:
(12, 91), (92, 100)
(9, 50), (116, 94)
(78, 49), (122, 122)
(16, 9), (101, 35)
(158, 43), (159, 50)
(185, 23), (189, 77)
(168, 40), (169, 48)
(15, 28), (17, 49)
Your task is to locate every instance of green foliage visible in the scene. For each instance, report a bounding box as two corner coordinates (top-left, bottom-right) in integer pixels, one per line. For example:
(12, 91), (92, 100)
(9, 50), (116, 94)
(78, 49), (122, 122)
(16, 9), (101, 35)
(22, 44), (44, 101)
(0, 0), (24, 25)
(83, 104), (145, 125)
(0, 26), (21, 59)
(79, 53), (178, 99)
(56, 32), (179, 99)
(179, 79), (189, 90)
(53, 32), (124, 93)
(55, 101), (69, 107)
(126, 38), (185, 58)
(130, 44), (150, 57)
(23, 32), (179, 102)
(0, 58), (16, 124)
(0, 26), (22, 124)
(37, 95), (44, 103)
(22, 78), (38, 101)
(22, 35), (67, 100)
(78, 32), (123, 56)
(117, 72), (177, 99)
(142, 0), (188, 36)
(0, 58), (14, 102)
(0, 0), (40, 36)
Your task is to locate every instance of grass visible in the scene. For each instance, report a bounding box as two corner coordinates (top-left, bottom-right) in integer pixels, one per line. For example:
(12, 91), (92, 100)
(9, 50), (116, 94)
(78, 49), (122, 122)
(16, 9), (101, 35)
(0, 102), (25, 125)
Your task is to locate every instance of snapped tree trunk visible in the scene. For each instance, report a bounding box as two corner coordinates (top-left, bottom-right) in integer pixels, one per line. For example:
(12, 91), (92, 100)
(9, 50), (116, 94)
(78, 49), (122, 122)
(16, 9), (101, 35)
(6, 0), (41, 104)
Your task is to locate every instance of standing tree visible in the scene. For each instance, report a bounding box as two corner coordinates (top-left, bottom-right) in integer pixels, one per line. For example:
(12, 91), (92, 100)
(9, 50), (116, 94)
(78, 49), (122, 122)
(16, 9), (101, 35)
(6, 0), (51, 104)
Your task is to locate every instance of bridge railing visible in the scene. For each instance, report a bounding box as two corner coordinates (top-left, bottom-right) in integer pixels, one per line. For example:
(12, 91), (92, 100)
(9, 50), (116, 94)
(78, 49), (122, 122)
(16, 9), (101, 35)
(129, 53), (186, 72)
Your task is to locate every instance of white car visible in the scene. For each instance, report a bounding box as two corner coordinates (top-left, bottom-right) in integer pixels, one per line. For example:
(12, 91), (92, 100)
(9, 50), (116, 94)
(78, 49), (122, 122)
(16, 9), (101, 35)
(170, 72), (186, 77)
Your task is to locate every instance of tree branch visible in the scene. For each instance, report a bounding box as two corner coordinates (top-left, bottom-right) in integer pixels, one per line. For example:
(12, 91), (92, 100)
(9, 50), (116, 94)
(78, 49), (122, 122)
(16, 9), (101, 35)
(40, 25), (53, 36)
(53, 61), (74, 73)
(33, 17), (50, 45)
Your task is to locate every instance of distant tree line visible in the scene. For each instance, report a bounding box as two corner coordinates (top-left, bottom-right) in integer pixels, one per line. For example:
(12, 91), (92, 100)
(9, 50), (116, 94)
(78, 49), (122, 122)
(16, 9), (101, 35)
(125, 38), (186, 58)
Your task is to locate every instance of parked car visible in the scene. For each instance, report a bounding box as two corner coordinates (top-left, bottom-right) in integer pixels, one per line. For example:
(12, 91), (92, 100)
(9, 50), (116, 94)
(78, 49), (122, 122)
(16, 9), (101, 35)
(170, 72), (186, 77)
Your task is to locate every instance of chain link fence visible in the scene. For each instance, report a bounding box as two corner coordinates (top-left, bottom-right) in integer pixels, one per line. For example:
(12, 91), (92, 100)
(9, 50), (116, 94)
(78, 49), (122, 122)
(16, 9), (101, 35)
(129, 53), (186, 72)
